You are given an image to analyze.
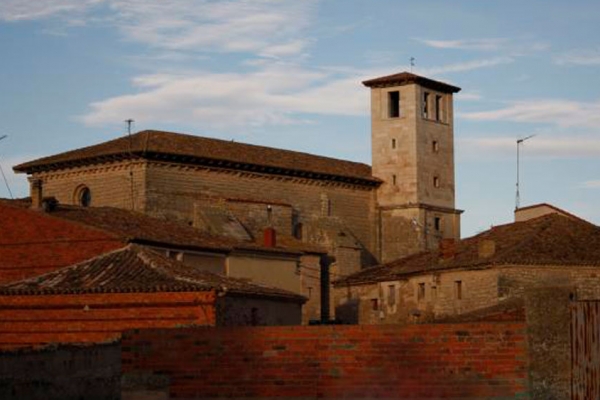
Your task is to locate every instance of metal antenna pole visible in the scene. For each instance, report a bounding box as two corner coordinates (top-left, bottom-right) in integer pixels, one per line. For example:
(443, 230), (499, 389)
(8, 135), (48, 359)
(0, 135), (13, 199)
(410, 57), (415, 73)
(515, 134), (535, 209)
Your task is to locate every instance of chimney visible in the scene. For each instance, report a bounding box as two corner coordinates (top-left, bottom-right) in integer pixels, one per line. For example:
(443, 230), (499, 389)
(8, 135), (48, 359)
(29, 178), (43, 209)
(478, 239), (496, 259)
(263, 227), (277, 247)
(439, 238), (456, 260)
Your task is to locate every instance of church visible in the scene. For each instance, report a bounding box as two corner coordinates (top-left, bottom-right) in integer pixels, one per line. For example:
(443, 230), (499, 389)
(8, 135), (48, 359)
(13, 72), (463, 321)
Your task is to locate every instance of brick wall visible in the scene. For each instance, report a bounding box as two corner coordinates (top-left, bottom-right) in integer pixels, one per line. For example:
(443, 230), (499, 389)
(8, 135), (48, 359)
(0, 342), (121, 400)
(122, 323), (529, 399)
(0, 291), (216, 349)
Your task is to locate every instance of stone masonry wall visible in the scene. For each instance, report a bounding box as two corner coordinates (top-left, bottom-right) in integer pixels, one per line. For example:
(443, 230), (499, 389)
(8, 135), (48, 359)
(144, 162), (378, 260)
(121, 323), (529, 399)
(335, 264), (600, 325)
(31, 161), (147, 212)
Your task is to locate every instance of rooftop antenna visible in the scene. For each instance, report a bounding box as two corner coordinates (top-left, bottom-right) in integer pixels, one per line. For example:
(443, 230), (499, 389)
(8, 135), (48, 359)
(125, 119), (136, 211)
(515, 134), (536, 210)
(410, 57), (416, 73)
(0, 135), (14, 199)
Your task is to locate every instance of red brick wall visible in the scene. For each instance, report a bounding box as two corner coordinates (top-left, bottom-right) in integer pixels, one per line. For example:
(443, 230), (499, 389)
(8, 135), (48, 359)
(122, 323), (529, 398)
(0, 291), (216, 349)
(0, 203), (124, 283)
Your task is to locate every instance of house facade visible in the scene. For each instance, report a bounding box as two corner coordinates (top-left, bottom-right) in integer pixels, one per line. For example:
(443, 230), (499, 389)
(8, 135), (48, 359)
(334, 211), (600, 324)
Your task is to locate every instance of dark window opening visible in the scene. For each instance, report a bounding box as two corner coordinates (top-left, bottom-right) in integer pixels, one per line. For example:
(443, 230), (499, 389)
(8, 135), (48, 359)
(388, 285), (396, 306)
(435, 95), (443, 121)
(432, 140), (439, 153)
(418, 283), (426, 300)
(392, 174), (397, 186)
(77, 186), (91, 207)
(455, 281), (462, 300)
(423, 92), (430, 119)
(371, 298), (379, 311)
(434, 217), (441, 231)
(433, 176), (440, 188)
(293, 222), (303, 240)
(388, 91), (400, 118)
(392, 138), (396, 149)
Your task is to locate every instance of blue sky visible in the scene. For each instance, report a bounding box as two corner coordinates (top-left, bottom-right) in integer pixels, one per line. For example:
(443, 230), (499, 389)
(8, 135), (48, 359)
(0, 0), (599, 236)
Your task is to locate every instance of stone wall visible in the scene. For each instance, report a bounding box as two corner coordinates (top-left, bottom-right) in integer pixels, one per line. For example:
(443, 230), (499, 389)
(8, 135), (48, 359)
(32, 160), (147, 212)
(121, 323), (529, 399)
(0, 342), (121, 400)
(335, 264), (600, 325)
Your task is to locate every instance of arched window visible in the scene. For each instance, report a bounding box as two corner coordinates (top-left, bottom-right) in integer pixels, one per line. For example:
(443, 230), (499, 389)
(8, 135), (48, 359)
(74, 185), (91, 207)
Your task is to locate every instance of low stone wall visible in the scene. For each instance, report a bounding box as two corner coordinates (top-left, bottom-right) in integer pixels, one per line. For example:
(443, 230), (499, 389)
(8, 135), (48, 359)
(0, 342), (121, 400)
(122, 323), (529, 399)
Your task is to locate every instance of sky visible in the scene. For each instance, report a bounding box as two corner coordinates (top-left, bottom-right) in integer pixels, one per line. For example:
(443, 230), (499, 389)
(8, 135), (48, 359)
(0, 0), (598, 237)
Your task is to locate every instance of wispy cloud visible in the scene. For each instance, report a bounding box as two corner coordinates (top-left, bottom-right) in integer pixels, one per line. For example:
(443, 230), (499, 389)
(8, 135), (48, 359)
(459, 136), (600, 158)
(0, 0), (103, 22)
(458, 99), (600, 128)
(581, 180), (600, 189)
(419, 57), (514, 76)
(554, 48), (600, 66)
(417, 38), (507, 51)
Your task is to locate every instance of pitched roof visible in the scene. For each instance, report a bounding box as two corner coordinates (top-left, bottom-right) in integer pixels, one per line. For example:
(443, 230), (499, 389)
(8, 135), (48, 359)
(0, 200), (124, 282)
(13, 130), (379, 186)
(362, 71), (461, 93)
(336, 214), (600, 286)
(0, 245), (306, 302)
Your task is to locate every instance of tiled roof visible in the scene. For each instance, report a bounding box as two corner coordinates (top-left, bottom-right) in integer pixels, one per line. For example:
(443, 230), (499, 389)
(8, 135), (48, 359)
(0, 200), (124, 282)
(362, 71), (461, 93)
(0, 245), (306, 302)
(13, 130), (379, 185)
(336, 214), (600, 286)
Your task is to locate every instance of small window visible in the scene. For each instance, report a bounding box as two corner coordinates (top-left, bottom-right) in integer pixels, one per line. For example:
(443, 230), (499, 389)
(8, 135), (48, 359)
(392, 174), (397, 186)
(293, 222), (303, 240)
(371, 298), (379, 311)
(455, 281), (462, 300)
(433, 176), (440, 188)
(391, 138), (396, 149)
(417, 282), (426, 300)
(74, 185), (91, 207)
(435, 95), (443, 121)
(388, 91), (400, 118)
(423, 92), (430, 119)
(434, 217), (441, 232)
(432, 140), (439, 153)
(388, 285), (396, 306)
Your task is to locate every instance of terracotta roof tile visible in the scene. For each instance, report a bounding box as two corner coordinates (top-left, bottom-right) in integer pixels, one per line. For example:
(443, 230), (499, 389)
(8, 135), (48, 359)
(13, 130), (379, 185)
(0, 245), (306, 302)
(336, 214), (600, 286)
(362, 71), (461, 93)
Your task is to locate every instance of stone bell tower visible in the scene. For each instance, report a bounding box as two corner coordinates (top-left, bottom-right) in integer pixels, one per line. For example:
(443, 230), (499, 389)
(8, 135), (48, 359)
(363, 72), (463, 263)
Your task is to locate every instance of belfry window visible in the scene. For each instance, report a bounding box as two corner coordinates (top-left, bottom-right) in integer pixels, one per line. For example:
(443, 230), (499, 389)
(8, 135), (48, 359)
(391, 138), (396, 149)
(433, 176), (440, 188)
(423, 92), (430, 119)
(435, 95), (443, 121)
(432, 140), (439, 153)
(388, 91), (400, 118)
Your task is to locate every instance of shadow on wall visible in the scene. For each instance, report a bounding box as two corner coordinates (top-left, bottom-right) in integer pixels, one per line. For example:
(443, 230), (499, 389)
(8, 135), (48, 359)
(335, 298), (359, 324)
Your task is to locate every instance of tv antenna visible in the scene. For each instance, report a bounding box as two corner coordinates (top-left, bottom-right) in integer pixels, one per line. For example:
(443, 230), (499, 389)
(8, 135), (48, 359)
(410, 57), (416, 72)
(124, 119), (136, 210)
(515, 134), (536, 209)
(0, 135), (13, 199)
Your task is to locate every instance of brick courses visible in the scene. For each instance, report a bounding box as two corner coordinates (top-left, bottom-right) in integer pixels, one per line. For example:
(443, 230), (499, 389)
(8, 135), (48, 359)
(122, 323), (529, 399)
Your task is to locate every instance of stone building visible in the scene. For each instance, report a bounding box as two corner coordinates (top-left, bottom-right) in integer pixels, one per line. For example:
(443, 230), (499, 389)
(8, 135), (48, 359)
(333, 209), (600, 324)
(13, 72), (463, 275)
